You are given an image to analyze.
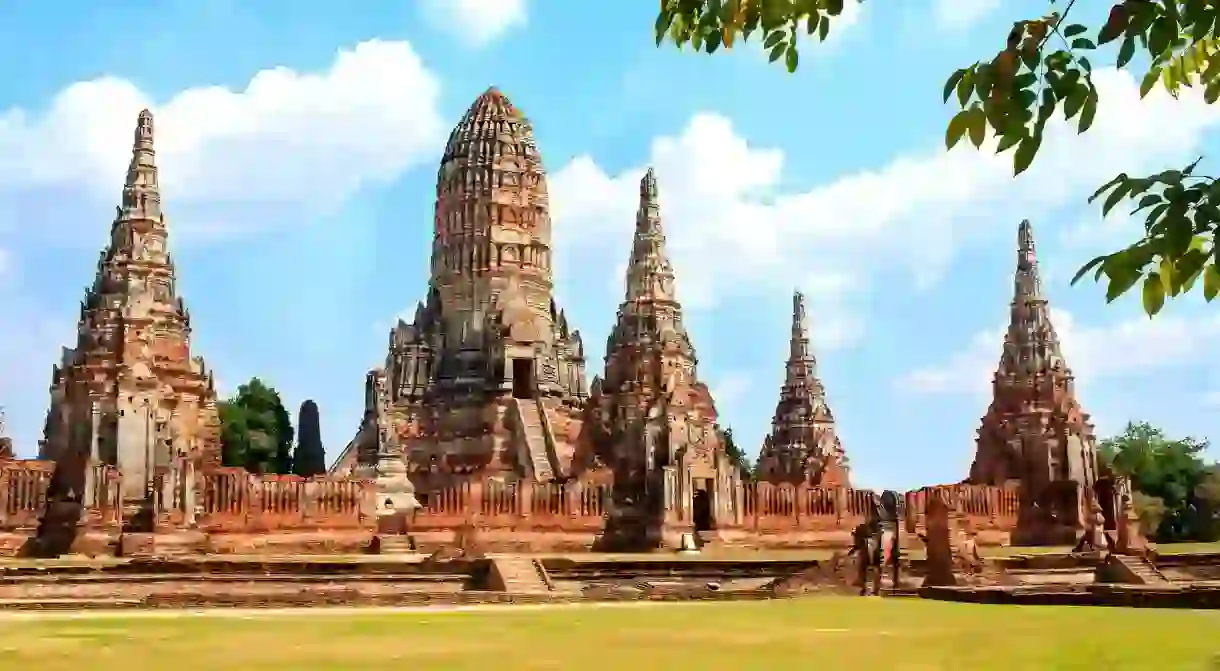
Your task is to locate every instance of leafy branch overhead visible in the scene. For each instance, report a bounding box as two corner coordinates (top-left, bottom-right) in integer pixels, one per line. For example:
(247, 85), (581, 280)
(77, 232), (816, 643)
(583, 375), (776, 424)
(654, 0), (1220, 316)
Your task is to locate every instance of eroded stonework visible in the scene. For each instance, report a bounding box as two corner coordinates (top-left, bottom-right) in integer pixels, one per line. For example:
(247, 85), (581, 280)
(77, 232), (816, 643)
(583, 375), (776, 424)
(336, 88), (591, 493)
(755, 291), (850, 486)
(590, 169), (741, 549)
(967, 220), (1099, 544)
(39, 110), (222, 510)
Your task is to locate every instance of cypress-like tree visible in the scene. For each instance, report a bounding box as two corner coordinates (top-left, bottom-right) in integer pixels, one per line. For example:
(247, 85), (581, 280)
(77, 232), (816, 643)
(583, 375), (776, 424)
(293, 399), (327, 477)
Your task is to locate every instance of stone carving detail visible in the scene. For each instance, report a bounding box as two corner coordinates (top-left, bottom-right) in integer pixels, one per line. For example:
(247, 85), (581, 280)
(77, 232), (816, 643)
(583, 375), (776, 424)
(38, 109), (222, 513)
(756, 290), (850, 486)
(967, 220), (1099, 545)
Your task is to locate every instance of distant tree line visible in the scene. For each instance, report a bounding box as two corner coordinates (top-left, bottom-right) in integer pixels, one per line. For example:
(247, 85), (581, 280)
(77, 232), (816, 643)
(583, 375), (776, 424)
(1101, 421), (1220, 543)
(218, 377), (326, 476)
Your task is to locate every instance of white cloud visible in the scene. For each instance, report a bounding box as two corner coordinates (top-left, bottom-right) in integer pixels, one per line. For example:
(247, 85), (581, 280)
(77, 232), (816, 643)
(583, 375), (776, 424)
(933, 0), (999, 32)
(550, 68), (1220, 350)
(419, 0), (527, 48)
(0, 39), (446, 241)
(897, 307), (1220, 395)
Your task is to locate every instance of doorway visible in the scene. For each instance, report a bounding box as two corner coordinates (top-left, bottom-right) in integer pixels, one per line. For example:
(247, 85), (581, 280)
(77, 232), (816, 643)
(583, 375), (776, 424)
(512, 359), (534, 399)
(692, 480), (713, 532)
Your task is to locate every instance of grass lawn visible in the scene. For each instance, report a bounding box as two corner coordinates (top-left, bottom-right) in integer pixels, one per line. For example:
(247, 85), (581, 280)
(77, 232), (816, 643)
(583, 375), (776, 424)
(1, 599), (1216, 670)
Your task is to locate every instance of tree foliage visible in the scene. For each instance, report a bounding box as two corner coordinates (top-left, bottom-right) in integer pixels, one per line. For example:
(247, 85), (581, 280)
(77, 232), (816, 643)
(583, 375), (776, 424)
(1099, 421), (1220, 542)
(655, 0), (1220, 316)
(720, 426), (755, 479)
(219, 377), (294, 475)
(292, 399), (327, 477)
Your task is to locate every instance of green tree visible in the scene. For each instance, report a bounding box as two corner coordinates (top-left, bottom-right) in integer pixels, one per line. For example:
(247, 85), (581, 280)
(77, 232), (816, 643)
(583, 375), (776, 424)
(655, 0), (1220, 316)
(1099, 421), (1218, 542)
(219, 377), (294, 474)
(292, 399), (327, 477)
(720, 426), (755, 479)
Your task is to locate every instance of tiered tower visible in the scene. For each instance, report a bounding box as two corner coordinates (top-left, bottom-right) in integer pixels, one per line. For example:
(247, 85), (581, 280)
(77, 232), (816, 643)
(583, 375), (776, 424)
(967, 220), (1098, 543)
(0, 407), (12, 459)
(338, 88), (589, 493)
(592, 168), (741, 549)
(755, 291), (850, 486)
(39, 110), (222, 508)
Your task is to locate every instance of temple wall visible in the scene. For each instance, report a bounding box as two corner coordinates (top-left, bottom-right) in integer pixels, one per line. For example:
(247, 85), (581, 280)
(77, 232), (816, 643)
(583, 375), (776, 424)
(0, 453), (1024, 556)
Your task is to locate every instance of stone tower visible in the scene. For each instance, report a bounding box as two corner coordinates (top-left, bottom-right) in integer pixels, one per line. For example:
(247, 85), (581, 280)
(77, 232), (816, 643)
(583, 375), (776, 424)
(592, 168), (741, 549)
(340, 88), (590, 493)
(0, 407), (12, 459)
(39, 110), (222, 511)
(756, 290), (850, 486)
(968, 220), (1098, 544)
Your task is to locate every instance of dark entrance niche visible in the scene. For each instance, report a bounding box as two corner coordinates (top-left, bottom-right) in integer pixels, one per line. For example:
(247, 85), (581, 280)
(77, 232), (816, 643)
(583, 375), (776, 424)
(512, 359), (534, 399)
(1095, 478), (1117, 531)
(692, 479), (713, 532)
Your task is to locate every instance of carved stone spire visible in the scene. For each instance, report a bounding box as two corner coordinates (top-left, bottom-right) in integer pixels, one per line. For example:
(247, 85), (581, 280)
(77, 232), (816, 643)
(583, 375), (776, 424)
(41, 109), (222, 505)
(0, 406), (12, 459)
(969, 220), (1099, 543)
(756, 290), (849, 486)
(623, 167), (678, 303)
(999, 219), (1066, 379)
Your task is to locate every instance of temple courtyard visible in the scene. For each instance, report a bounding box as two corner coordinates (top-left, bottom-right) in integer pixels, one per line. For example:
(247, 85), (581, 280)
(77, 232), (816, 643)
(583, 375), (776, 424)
(0, 598), (1214, 670)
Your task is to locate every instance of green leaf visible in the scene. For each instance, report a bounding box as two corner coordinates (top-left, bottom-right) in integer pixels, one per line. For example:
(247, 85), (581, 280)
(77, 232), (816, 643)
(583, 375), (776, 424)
(785, 44), (798, 72)
(957, 69), (975, 106)
(1142, 65), (1164, 97)
(1089, 174), (1127, 203)
(1102, 180), (1132, 216)
(995, 133), (1021, 154)
(1063, 24), (1089, 38)
(967, 107), (986, 148)
(1079, 89), (1098, 132)
(1072, 255), (1107, 285)
(1071, 38), (1097, 50)
(944, 68), (968, 103)
(764, 30), (785, 49)
(768, 42), (785, 62)
(1063, 84), (1087, 119)
(1204, 264), (1220, 301)
(946, 110), (971, 150)
(1142, 273), (1166, 315)
(818, 16), (830, 41)
(1013, 133), (1041, 176)
(654, 11), (676, 46)
(1118, 36), (1137, 67)
(1104, 265), (1143, 303)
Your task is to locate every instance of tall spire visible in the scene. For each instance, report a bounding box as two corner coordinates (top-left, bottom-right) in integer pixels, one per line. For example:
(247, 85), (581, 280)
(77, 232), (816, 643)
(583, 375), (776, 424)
(966, 218), (1102, 507)
(787, 290), (817, 384)
(623, 167), (677, 303)
(120, 109), (162, 224)
(755, 289), (849, 486)
(999, 219), (1065, 379)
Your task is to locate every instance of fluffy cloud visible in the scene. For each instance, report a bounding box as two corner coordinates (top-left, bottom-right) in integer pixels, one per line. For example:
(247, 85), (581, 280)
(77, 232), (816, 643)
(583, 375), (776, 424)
(933, 0), (1000, 32)
(550, 69), (1220, 349)
(419, 0), (528, 48)
(897, 308), (1220, 395)
(0, 39), (445, 241)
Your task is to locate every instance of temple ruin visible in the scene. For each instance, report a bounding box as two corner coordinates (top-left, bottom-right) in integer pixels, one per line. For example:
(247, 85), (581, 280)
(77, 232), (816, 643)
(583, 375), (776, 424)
(755, 290), (850, 486)
(0, 91), (1113, 558)
(967, 219), (1100, 545)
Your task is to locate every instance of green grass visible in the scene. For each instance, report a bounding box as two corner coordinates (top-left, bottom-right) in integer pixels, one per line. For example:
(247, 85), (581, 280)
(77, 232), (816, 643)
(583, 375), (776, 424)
(1, 598), (1217, 670)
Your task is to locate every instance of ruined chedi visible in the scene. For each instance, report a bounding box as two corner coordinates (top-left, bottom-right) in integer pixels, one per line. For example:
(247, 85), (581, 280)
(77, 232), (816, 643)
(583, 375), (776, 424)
(591, 168), (742, 549)
(39, 110), (222, 513)
(335, 88), (590, 499)
(755, 290), (850, 486)
(967, 219), (1099, 545)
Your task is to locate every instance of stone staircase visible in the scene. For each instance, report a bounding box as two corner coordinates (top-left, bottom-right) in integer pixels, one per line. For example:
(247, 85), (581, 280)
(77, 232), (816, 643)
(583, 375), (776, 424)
(487, 556), (553, 593)
(514, 398), (555, 483)
(1104, 554), (1172, 585)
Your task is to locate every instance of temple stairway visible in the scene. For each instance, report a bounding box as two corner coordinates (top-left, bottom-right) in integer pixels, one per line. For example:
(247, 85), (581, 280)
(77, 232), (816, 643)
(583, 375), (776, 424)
(514, 398), (555, 483)
(1111, 554), (1171, 585)
(487, 556), (553, 593)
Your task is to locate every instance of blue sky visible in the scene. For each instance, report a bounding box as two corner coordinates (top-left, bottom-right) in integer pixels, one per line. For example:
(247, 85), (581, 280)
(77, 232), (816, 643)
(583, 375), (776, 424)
(0, 0), (1217, 490)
